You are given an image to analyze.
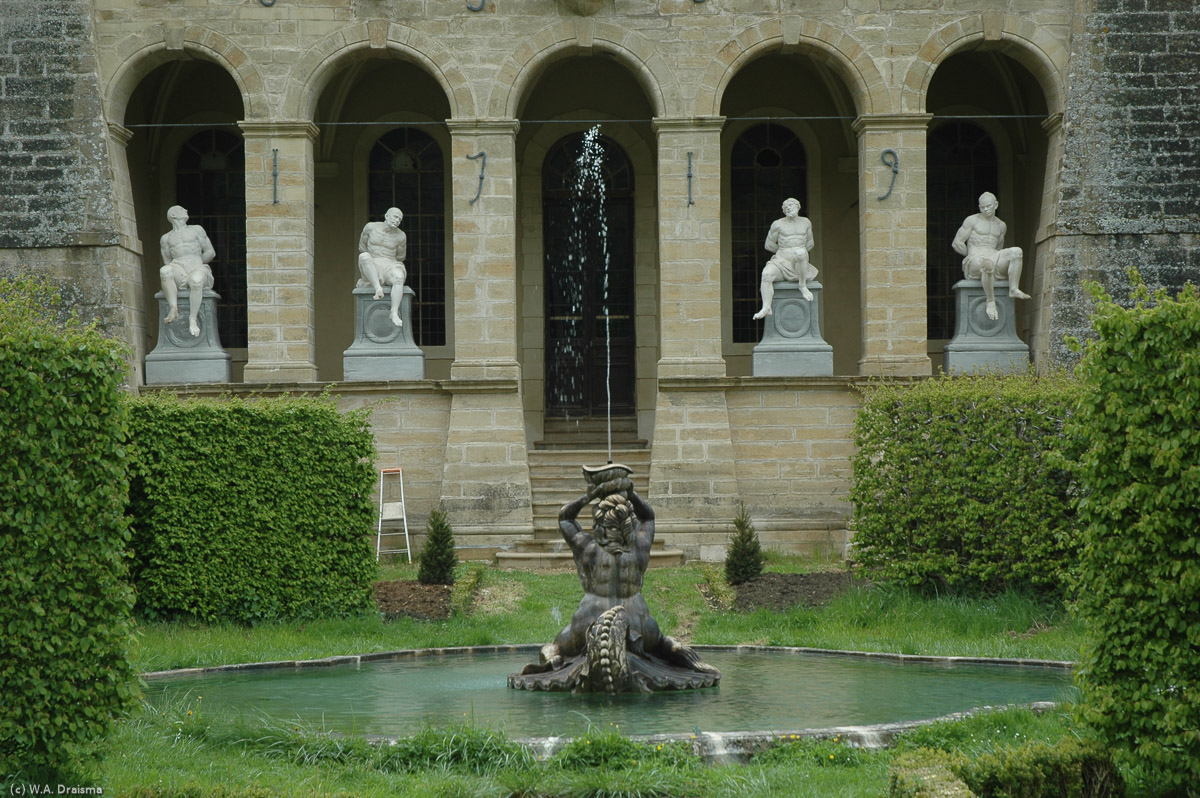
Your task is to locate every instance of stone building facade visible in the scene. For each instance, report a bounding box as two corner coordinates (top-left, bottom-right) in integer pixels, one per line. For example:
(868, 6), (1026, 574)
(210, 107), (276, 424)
(2, 0), (1196, 556)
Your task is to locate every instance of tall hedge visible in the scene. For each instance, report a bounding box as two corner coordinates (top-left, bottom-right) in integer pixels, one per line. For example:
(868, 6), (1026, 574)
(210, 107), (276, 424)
(850, 373), (1080, 594)
(1070, 278), (1200, 791)
(0, 277), (138, 779)
(126, 395), (378, 623)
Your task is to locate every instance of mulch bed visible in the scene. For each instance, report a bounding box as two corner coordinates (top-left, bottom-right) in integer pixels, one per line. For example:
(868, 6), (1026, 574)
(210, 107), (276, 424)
(731, 570), (857, 612)
(373, 580), (451, 620)
(373, 569), (857, 621)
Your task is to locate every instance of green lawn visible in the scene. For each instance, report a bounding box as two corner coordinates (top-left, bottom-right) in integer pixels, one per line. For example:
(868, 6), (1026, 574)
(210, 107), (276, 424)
(93, 559), (1093, 797)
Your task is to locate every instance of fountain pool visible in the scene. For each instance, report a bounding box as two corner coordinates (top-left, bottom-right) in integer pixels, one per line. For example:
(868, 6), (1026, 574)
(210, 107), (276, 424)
(143, 645), (1074, 742)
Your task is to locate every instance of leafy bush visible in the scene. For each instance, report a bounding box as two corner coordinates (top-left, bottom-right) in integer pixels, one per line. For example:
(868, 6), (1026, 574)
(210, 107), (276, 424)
(725, 503), (764, 585)
(126, 394), (377, 623)
(0, 277), (138, 779)
(850, 372), (1080, 594)
(418, 508), (457, 586)
(959, 738), (1123, 798)
(1070, 277), (1200, 792)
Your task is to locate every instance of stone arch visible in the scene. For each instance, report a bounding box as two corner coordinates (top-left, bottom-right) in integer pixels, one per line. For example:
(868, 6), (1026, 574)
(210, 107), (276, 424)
(695, 18), (887, 118)
(283, 21), (473, 121)
(105, 25), (264, 124)
(486, 20), (675, 119)
(903, 16), (1068, 115)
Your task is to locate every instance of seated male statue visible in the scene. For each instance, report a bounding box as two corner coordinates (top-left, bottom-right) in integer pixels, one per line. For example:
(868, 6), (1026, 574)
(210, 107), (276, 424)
(356, 207), (407, 327)
(952, 191), (1031, 321)
(753, 196), (817, 320)
(159, 205), (216, 337)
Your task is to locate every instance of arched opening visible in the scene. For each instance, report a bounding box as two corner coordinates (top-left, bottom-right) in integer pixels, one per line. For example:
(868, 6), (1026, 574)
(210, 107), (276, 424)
(174, 129), (247, 349)
(926, 122), (999, 342)
(541, 133), (636, 419)
(123, 60), (246, 376)
(367, 127), (446, 347)
(720, 53), (860, 376)
(514, 54), (657, 443)
(312, 57), (453, 380)
(925, 49), (1050, 367)
(730, 123), (809, 345)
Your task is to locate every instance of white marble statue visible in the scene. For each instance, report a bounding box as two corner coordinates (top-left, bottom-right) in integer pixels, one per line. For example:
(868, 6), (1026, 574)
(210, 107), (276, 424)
(952, 191), (1031, 320)
(753, 197), (818, 320)
(356, 207), (407, 327)
(159, 205), (216, 337)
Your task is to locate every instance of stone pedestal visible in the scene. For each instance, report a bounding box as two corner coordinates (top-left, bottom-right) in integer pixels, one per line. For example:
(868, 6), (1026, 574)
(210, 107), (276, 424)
(145, 290), (231, 385)
(943, 279), (1030, 375)
(342, 285), (425, 381)
(752, 281), (834, 377)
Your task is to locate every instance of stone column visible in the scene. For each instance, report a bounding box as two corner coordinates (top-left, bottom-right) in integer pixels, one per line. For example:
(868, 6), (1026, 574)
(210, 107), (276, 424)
(239, 121), (319, 383)
(438, 119), (533, 542)
(648, 117), (739, 540)
(107, 121), (149, 385)
(853, 114), (934, 377)
(1029, 112), (1065, 368)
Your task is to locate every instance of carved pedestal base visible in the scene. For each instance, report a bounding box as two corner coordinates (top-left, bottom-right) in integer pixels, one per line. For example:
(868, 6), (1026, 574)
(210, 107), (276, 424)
(144, 290), (231, 385)
(752, 281), (834, 377)
(943, 279), (1030, 375)
(342, 286), (425, 381)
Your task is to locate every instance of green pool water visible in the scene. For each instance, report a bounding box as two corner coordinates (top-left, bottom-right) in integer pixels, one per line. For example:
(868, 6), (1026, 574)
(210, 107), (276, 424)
(144, 649), (1075, 739)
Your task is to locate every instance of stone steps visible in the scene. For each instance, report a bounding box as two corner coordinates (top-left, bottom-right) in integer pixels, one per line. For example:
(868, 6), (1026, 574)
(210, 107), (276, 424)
(496, 441), (683, 570)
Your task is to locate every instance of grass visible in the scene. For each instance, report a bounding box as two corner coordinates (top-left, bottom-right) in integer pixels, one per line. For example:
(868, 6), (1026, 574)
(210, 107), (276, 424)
(83, 558), (1093, 796)
(93, 701), (1085, 797)
(133, 559), (1083, 672)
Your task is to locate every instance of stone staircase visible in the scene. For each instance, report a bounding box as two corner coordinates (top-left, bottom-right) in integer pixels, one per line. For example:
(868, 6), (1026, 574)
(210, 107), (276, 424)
(494, 418), (685, 570)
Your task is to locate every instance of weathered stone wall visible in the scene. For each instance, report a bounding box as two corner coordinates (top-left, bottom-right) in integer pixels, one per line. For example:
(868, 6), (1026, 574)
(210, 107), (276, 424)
(0, 0), (113, 248)
(0, 0), (142, 369)
(1049, 0), (1200, 365)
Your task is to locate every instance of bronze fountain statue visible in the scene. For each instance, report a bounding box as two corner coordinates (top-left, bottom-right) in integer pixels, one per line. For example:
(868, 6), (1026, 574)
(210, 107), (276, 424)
(509, 464), (720, 694)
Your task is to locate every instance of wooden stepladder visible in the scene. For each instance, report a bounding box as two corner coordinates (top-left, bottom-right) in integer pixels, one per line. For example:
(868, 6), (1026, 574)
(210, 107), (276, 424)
(375, 467), (411, 562)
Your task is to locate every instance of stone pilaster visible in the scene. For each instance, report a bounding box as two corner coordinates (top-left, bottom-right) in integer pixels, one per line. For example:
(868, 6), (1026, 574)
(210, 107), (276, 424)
(445, 119), (522, 381)
(853, 114), (934, 377)
(239, 121), (319, 383)
(648, 117), (738, 539)
(107, 121), (149, 385)
(652, 116), (726, 378)
(1029, 112), (1065, 368)
(438, 119), (532, 539)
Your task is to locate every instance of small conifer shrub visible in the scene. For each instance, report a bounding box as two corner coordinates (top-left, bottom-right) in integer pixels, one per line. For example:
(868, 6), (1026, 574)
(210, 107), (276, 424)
(725, 503), (765, 585)
(418, 509), (458, 586)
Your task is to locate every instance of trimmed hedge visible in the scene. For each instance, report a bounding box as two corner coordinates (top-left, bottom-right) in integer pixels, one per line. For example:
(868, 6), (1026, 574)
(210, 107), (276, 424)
(850, 373), (1080, 594)
(1070, 278), (1200, 791)
(959, 738), (1123, 798)
(126, 394), (378, 623)
(890, 740), (1123, 798)
(0, 277), (138, 779)
(888, 748), (971, 798)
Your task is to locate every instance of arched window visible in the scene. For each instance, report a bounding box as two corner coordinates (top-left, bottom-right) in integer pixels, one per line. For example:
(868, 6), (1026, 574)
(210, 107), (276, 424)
(730, 123), (808, 343)
(542, 133), (635, 418)
(175, 129), (246, 348)
(367, 127), (446, 347)
(927, 122), (999, 341)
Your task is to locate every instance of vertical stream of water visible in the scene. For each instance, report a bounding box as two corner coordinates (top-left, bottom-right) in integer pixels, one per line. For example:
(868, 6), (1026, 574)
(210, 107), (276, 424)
(569, 126), (613, 463)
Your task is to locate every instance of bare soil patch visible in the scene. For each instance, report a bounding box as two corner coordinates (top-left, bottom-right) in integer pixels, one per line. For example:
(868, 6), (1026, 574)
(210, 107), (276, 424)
(373, 580), (451, 620)
(732, 570), (857, 612)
